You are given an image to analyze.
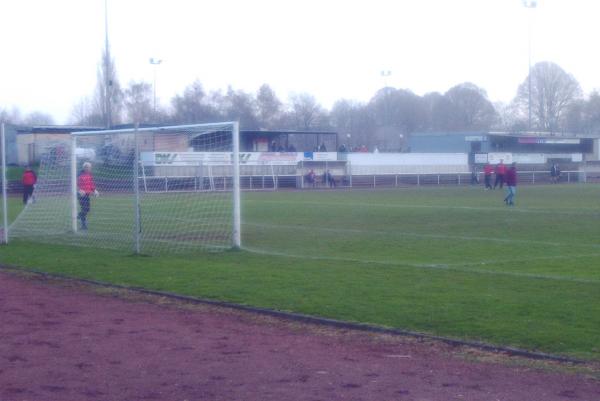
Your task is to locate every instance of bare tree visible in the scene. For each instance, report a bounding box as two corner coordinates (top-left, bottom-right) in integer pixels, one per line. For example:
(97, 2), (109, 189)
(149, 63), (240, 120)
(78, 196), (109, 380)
(69, 97), (104, 126)
(368, 88), (426, 150)
(22, 112), (55, 125)
(444, 83), (498, 130)
(515, 61), (582, 131)
(256, 84), (282, 129)
(288, 93), (327, 130)
(171, 81), (220, 124)
(219, 87), (260, 129)
(0, 107), (22, 124)
(95, 47), (123, 127)
(331, 99), (375, 150)
(123, 81), (154, 124)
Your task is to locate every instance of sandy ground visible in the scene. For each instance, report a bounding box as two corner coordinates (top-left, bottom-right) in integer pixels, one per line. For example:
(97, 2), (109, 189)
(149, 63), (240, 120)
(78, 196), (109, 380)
(1, 269), (599, 401)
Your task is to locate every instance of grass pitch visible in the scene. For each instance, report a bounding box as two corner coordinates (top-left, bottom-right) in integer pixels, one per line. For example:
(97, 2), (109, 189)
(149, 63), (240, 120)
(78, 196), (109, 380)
(2, 184), (600, 360)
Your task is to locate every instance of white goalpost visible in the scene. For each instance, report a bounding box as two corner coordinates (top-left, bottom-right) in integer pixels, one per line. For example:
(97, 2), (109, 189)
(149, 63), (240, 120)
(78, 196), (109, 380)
(1, 123), (8, 244)
(9, 122), (241, 254)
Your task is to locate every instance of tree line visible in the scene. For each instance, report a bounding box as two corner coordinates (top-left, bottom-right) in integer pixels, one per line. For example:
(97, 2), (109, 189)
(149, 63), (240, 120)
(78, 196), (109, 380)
(2, 54), (600, 151)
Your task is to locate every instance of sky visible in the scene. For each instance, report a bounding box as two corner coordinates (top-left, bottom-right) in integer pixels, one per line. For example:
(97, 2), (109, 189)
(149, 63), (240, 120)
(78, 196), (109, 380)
(1, 0), (600, 124)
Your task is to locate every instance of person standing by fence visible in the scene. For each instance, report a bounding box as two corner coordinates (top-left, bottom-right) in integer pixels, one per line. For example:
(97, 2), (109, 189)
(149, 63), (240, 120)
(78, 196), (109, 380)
(550, 163), (561, 183)
(22, 166), (37, 204)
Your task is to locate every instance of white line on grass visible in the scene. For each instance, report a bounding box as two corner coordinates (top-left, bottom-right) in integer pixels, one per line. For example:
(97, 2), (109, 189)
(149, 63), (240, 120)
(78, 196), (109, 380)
(243, 222), (600, 249)
(246, 199), (600, 217)
(242, 246), (600, 285)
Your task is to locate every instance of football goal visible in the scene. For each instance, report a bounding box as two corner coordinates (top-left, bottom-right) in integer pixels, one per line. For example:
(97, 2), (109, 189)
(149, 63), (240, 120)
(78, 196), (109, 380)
(7, 122), (241, 254)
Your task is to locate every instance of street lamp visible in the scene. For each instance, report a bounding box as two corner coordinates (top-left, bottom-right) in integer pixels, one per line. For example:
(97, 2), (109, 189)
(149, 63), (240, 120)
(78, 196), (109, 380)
(523, 0), (537, 131)
(380, 70), (392, 126)
(149, 58), (163, 114)
(380, 70), (391, 89)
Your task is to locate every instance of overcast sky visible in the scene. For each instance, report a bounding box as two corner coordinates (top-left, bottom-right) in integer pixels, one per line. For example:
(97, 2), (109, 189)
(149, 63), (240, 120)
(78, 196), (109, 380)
(1, 0), (599, 124)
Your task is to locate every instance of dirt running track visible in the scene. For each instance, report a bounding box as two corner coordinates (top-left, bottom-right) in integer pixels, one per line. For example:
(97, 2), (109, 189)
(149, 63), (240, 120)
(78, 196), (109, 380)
(1, 270), (599, 401)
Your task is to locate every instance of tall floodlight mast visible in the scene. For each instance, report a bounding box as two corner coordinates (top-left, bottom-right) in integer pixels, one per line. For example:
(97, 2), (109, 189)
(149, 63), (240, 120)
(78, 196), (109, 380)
(523, 0), (537, 131)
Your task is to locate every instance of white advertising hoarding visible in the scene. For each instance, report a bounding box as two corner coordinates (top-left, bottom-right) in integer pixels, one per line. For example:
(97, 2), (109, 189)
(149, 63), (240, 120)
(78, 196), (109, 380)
(487, 153), (513, 164)
(140, 151), (338, 166)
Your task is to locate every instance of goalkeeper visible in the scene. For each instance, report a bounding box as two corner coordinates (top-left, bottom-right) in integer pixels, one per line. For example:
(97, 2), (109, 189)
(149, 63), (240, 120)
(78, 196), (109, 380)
(77, 162), (99, 230)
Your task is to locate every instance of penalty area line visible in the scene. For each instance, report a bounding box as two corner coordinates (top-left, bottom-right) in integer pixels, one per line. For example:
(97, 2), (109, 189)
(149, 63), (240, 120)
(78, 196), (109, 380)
(241, 246), (600, 285)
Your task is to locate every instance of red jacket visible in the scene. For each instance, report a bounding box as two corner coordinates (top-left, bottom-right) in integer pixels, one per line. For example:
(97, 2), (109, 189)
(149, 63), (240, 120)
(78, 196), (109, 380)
(483, 165), (493, 175)
(78, 171), (96, 194)
(495, 163), (506, 175)
(22, 170), (37, 186)
(505, 168), (517, 186)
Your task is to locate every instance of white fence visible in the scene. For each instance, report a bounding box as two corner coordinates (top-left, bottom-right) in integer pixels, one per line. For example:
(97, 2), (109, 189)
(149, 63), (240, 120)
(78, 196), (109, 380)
(135, 170), (591, 192)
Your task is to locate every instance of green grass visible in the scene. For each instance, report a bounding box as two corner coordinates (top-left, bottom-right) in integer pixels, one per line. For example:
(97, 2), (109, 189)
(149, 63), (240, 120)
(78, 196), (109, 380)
(1, 184), (600, 361)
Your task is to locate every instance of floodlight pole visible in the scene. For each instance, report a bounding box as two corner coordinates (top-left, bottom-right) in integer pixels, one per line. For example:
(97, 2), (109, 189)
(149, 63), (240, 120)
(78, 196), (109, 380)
(1, 124), (8, 244)
(381, 70), (392, 126)
(104, 0), (111, 129)
(149, 58), (162, 115)
(523, 0), (537, 131)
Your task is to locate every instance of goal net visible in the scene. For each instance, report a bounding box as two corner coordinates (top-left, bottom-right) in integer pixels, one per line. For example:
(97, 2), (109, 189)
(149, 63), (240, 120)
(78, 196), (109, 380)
(8, 122), (241, 254)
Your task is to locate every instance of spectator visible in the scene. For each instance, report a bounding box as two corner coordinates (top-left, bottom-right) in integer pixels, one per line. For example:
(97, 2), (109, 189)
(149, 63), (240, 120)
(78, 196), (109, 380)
(326, 170), (336, 188)
(305, 169), (316, 187)
(504, 163), (517, 206)
(318, 142), (327, 152)
(470, 166), (479, 185)
(483, 163), (493, 190)
(550, 163), (561, 183)
(494, 160), (506, 189)
(22, 166), (37, 205)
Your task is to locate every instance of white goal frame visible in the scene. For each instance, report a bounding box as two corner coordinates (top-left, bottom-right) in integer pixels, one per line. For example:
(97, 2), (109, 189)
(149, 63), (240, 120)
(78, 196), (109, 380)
(70, 122), (241, 251)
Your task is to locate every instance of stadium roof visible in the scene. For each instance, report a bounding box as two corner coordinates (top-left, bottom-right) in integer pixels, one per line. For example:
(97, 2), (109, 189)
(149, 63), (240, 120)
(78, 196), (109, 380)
(16, 125), (103, 134)
(412, 130), (600, 139)
(241, 129), (337, 136)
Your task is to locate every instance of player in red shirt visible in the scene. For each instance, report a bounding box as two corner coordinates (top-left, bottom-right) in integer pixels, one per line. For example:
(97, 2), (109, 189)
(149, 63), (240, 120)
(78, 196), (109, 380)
(22, 166), (37, 204)
(77, 162), (99, 230)
(483, 163), (493, 190)
(503, 163), (517, 206)
(494, 160), (506, 189)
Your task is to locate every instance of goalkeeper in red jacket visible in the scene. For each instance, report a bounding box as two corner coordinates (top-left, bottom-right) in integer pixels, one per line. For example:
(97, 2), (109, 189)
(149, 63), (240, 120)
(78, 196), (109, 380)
(22, 166), (37, 204)
(77, 162), (99, 230)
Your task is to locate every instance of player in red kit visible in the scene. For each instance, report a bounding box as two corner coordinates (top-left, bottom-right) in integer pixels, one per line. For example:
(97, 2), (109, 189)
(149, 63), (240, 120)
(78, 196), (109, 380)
(77, 162), (99, 230)
(22, 166), (37, 204)
(504, 163), (517, 206)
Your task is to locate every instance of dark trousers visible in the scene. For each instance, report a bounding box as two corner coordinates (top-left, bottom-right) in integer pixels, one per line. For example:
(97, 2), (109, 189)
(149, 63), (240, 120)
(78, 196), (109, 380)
(494, 174), (504, 189)
(484, 175), (492, 189)
(78, 194), (91, 228)
(23, 185), (34, 204)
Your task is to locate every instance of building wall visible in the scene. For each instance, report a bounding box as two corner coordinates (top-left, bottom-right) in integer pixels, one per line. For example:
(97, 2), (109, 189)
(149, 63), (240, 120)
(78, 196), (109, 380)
(408, 133), (488, 153)
(592, 139), (600, 161)
(154, 133), (189, 151)
(16, 134), (34, 165)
